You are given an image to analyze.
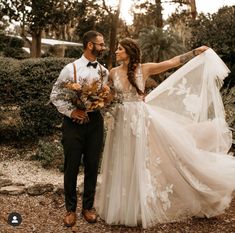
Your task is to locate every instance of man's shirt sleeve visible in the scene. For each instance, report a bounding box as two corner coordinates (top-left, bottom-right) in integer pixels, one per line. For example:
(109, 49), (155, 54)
(50, 64), (76, 118)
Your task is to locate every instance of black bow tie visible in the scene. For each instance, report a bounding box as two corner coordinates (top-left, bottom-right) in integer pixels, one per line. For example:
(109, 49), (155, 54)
(87, 61), (98, 68)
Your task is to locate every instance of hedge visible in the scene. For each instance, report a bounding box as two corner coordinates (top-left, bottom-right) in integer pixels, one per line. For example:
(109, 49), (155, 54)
(0, 57), (75, 142)
(0, 34), (30, 59)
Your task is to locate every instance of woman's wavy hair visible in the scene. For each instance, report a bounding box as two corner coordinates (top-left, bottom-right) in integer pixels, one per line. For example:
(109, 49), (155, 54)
(119, 38), (143, 95)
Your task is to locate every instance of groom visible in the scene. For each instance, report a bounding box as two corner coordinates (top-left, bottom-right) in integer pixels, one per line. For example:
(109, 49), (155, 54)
(50, 30), (108, 227)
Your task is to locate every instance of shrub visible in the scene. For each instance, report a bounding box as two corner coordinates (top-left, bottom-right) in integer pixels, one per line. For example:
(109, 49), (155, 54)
(0, 34), (28, 59)
(0, 57), (74, 142)
(7, 36), (25, 48)
(64, 46), (83, 58)
(33, 139), (64, 170)
(3, 47), (30, 59)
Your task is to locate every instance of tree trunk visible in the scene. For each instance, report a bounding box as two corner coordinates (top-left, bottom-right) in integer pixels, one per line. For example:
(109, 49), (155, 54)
(189, 0), (197, 19)
(107, 0), (122, 70)
(31, 30), (42, 58)
(155, 0), (163, 28)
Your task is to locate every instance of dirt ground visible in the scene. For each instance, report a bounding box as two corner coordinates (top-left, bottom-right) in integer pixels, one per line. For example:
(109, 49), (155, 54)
(0, 193), (234, 233)
(0, 145), (234, 233)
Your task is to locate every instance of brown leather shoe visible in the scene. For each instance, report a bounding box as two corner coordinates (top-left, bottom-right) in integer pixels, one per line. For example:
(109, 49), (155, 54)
(63, 212), (76, 227)
(82, 209), (97, 223)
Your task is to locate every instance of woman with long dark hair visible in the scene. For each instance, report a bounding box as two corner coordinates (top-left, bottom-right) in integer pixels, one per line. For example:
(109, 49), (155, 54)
(96, 38), (235, 228)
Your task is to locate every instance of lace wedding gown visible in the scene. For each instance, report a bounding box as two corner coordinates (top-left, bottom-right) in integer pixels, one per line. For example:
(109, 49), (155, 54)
(95, 49), (235, 228)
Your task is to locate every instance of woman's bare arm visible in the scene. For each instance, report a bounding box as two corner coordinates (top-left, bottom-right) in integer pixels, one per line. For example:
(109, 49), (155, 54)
(143, 46), (209, 79)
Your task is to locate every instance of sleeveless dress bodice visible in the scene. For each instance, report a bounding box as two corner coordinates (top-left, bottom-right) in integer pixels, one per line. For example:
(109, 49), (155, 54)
(112, 65), (144, 102)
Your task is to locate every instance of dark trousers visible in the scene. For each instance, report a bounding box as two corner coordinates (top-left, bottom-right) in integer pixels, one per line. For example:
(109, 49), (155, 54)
(61, 111), (104, 212)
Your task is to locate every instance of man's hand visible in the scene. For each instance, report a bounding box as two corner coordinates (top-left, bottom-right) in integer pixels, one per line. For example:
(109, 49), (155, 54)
(71, 109), (89, 123)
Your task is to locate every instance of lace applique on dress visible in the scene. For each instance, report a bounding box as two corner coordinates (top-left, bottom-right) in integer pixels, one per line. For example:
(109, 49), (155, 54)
(167, 78), (201, 119)
(142, 117), (175, 214)
(169, 146), (212, 192)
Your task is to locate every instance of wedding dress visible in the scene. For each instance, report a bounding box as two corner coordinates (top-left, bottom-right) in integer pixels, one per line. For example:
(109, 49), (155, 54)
(95, 49), (235, 228)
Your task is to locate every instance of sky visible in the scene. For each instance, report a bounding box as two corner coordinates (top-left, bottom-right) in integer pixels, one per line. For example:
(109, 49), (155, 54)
(110, 0), (235, 24)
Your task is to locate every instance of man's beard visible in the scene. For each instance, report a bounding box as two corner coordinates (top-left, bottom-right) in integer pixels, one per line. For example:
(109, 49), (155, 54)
(91, 47), (103, 58)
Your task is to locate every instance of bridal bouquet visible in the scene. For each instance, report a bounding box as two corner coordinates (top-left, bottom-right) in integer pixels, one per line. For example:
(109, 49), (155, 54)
(59, 79), (122, 123)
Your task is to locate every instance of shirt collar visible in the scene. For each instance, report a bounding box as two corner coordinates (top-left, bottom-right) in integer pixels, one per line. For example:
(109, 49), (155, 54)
(81, 54), (97, 64)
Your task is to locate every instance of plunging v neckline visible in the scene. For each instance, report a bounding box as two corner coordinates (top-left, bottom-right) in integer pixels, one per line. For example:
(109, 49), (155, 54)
(113, 65), (144, 93)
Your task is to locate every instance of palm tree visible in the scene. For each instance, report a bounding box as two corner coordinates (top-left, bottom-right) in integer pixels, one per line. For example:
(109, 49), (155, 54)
(138, 26), (186, 63)
(138, 26), (186, 86)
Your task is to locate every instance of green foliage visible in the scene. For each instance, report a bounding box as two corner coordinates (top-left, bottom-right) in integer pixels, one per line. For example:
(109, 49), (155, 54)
(1, 0), (91, 57)
(3, 47), (29, 59)
(33, 139), (64, 170)
(0, 34), (29, 59)
(0, 106), (23, 142)
(166, 10), (193, 48)
(133, 0), (163, 33)
(1, 0), (75, 34)
(64, 46), (83, 58)
(166, 5), (235, 92)
(222, 67), (235, 141)
(0, 34), (24, 49)
(223, 64), (235, 89)
(138, 26), (186, 63)
(0, 57), (74, 142)
(8, 36), (24, 48)
(138, 26), (186, 86)
(188, 6), (235, 66)
(0, 11), (9, 33)
(74, 2), (111, 42)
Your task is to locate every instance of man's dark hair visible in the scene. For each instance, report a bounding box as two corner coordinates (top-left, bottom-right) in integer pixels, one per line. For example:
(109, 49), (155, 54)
(82, 30), (103, 49)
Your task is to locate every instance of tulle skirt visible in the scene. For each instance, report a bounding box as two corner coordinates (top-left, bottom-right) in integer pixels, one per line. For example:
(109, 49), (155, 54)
(95, 101), (235, 228)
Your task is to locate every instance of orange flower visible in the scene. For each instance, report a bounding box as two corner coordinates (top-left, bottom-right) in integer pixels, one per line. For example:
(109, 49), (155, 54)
(64, 82), (81, 91)
(102, 84), (110, 92)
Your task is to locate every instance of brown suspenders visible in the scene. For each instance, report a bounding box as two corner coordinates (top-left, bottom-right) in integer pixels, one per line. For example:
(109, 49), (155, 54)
(73, 63), (77, 83)
(72, 62), (104, 84)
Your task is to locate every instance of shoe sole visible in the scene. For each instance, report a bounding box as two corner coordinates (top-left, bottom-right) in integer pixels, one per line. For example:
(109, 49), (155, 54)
(64, 222), (76, 227)
(82, 214), (97, 223)
(84, 219), (97, 223)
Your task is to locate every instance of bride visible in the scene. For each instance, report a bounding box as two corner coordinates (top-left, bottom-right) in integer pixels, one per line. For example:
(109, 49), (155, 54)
(95, 38), (235, 228)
